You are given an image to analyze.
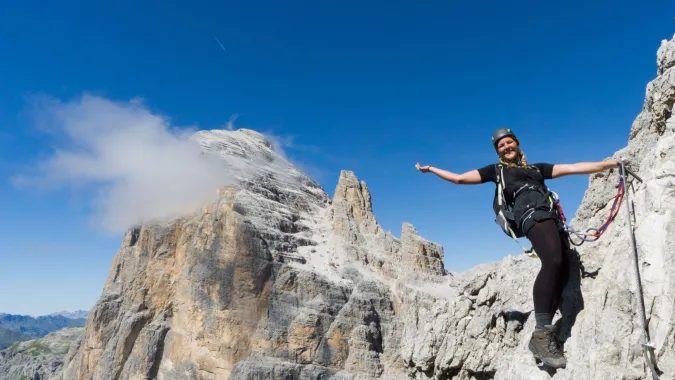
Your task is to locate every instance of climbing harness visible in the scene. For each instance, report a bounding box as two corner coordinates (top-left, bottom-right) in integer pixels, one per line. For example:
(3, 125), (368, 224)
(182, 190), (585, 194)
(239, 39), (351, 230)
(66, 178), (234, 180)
(495, 163), (568, 259)
(494, 164), (537, 258)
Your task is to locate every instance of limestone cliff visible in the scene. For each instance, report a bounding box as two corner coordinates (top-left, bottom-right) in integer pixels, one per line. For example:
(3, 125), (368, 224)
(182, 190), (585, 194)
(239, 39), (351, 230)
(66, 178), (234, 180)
(54, 34), (675, 380)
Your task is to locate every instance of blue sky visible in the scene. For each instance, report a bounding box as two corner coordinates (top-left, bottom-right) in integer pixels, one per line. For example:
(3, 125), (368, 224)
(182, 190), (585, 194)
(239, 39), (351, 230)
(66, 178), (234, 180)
(0, 0), (673, 316)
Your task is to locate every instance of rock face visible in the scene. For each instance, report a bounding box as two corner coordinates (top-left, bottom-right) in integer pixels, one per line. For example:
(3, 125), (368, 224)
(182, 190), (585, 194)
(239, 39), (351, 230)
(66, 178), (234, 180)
(401, 34), (675, 380)
(0, 326), (84, 380)
(53, 34), (675, 380)
(556, 34), (675, 380)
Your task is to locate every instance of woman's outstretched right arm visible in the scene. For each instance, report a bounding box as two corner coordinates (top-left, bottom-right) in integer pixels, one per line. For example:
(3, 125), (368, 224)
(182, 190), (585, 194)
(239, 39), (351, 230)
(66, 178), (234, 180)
(415, 163), (483, 184)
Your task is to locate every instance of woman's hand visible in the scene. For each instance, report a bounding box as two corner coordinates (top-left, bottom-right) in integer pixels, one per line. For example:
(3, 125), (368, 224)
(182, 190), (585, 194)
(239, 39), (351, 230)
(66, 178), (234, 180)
(416, 163), (432, 173)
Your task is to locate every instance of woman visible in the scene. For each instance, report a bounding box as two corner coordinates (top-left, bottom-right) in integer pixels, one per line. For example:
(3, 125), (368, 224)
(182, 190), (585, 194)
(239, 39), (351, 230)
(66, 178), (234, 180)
(415, 127), (620, 369)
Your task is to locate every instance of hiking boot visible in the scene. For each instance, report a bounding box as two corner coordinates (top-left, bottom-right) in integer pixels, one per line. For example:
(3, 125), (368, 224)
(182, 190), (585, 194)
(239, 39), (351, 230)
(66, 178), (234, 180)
(528, 325), (567, 368)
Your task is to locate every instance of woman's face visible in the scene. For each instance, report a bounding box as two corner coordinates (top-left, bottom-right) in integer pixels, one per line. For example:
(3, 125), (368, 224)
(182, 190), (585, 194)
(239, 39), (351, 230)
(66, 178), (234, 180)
(496, 137), (519, 162)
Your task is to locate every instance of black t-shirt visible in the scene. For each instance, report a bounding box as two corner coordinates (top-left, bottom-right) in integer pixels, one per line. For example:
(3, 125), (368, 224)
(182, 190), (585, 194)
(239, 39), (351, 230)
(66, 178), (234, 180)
(477, 163), (555, 204)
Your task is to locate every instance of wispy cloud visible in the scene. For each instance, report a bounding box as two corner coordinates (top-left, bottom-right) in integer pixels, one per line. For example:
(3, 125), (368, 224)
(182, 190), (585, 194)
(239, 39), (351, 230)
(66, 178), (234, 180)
(223, 113), (238, 130)
(213, 35), (227, 53)
(260, 129), (326, 183)
(12, 93), (276, 235)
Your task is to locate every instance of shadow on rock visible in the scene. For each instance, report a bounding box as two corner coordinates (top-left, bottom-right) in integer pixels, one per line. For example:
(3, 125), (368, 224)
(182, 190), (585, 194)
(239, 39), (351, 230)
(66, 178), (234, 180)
(555, 246), (584, 344)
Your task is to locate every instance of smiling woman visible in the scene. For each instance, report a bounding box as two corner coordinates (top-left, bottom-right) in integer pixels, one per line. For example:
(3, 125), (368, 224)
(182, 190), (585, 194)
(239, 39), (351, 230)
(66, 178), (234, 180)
(415, 127), (621, 369)
(493, 128), (526, 166)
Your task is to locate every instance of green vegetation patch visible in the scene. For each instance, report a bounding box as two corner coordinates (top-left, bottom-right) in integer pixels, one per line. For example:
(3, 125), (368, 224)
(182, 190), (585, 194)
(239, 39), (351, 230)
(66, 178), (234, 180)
(23, 340), (53, 356)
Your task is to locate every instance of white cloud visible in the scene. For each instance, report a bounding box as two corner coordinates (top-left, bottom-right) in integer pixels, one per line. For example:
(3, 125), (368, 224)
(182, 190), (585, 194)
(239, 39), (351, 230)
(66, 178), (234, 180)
(13, 93), (251, 235)
(262, 132), (294, 160)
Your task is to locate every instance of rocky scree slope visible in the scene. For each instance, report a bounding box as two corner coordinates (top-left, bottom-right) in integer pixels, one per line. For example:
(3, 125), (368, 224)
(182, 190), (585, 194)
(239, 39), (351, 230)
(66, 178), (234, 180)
(57, 34), (675, 380)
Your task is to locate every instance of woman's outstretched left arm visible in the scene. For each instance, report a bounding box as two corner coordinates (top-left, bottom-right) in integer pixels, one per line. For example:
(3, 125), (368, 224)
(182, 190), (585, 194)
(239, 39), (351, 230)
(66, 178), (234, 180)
(551, 160), (620, 178)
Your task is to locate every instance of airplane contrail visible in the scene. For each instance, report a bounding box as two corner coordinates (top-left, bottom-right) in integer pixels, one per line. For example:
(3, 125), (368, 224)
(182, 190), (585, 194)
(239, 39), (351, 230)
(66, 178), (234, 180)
(213, 36), (227, 53)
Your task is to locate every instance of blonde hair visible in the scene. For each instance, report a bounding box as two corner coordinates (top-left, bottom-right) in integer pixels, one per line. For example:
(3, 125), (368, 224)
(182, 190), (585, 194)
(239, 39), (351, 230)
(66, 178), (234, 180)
(499, 149), (528, 167)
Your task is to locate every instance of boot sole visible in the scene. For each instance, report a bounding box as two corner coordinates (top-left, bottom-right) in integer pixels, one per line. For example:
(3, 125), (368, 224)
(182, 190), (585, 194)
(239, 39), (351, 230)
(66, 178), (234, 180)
(533, 355), (567, 369)
(529, 343), (567, 369)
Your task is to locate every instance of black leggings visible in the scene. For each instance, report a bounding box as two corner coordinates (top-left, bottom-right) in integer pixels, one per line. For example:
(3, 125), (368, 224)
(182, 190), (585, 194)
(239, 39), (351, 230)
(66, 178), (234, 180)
(526, 219), (571, 319)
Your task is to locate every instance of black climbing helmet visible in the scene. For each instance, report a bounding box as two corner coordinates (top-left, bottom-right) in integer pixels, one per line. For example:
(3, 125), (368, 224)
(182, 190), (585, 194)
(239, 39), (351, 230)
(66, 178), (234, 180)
(491, 127), (519, 149)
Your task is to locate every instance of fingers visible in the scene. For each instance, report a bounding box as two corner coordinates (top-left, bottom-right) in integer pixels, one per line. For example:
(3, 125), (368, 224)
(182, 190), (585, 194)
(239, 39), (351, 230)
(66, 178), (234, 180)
(415, 163), (430, 172)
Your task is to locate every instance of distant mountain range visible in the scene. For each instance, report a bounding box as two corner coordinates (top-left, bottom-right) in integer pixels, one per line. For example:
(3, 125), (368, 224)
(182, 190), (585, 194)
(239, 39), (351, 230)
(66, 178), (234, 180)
(46, 310), (89, 319)
(0, 310), (88, 350)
